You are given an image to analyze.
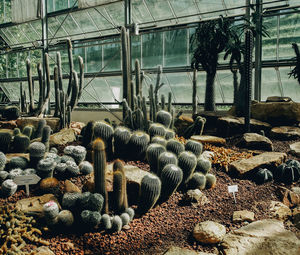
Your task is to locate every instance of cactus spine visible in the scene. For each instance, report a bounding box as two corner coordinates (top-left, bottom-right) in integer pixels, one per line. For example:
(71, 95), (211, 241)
(113, 160), (128, 213)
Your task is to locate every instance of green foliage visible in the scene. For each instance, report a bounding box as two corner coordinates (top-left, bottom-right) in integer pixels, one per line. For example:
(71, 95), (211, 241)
(288, 43), (300, 85)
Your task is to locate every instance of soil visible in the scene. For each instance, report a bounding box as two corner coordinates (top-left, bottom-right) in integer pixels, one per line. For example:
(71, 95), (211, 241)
(1, 136), (300, 255)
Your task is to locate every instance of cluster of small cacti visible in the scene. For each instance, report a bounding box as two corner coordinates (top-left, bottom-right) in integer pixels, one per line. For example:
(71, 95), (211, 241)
(0, 105), (20, 120)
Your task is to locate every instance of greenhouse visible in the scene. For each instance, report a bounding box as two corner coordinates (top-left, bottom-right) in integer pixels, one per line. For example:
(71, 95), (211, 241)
(0, 0), (300, 254)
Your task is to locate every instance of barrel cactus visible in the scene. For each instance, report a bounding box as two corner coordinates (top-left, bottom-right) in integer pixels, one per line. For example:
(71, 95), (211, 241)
(2, 106), (19, 120)
(158, 151), (178, 176)
(146, 143), (166, 174)
(13, 128), (21, 136)
(195, 156), (212, 175)
(188, 172), (206, 190)
(178, 151), (197, 185)
(37, 158), (56, 179)
(276, 159), (300, 184)
(151, 136), (167, 147)
(113, 126), (131, 159)
(8, 156), (29, 170)
(156, 110), (172, 128)
(82, 120), (95, 147)
(0, 131), (12, 153)
(205, 173), (217, 189)
(165, 129), (175, 140)
(148, 123), (166, 138)
(127, 131), (150, 160)
(13, 134), (30, 153)
(185, 140), (203, 157)
(1, 179), (18, 197)
(254, 168), (273, 184)
(166, 139), (185, 156)
(94, 121), (114, 160)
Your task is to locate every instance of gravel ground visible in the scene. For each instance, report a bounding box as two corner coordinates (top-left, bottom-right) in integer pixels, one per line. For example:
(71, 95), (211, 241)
(1, 138), (300, 255)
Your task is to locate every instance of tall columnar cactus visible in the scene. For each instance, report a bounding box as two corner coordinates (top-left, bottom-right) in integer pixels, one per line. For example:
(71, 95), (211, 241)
(178, 151), (197, 185)
(34, 119), (46, 139)
(113, 126), (131, 159)
(137, 174), (161, 215)
(113, 160), (128, 213)
(13, 134), (30, 153)
(22, 125), (34, 139)
(192, 69), (198, 116)
(41, 125), (51, 152)
(29, 142), (46, 168)
(146, 143), (166, 174)
(195, 156), (212, 175)
(93, 138), (108, 214)
(0, 131), (12, 153)
(135, 59), (142, 97)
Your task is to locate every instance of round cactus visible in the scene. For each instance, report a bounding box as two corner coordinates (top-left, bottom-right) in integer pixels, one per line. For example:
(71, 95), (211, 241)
(165, 129), (175, 140)
(64, 145), (75, 156)
(37, 158), (56, 179)
(185, 140), (203, 157)
(0, 152), (6, 170)
(195, 156), (212, 175)
(166, 139), (185, 156)
(22, 125), (34, 139)
(125, 207), (135, 220)
(178, 151), (197, 185)
(205, 173), (217, 189)
(29, 142), (46, 168)
(72, 146), (87, 164)
(1, 179), (18, 197)
(88, 193), (104, 212)
(62, 192), (81, 210)
(2, 106), (19, 120)
(148, 123), (166, 138)
(94, 121), (114, 159)
(276, 160), (300, 184)
(0, 131), (12, 153)
(158, 151), (178, 176)
(13, 134), (30, 153)
(113, 126), (131, 159)
(81, 210), (101, 229)
(255, 168), (273, 184)
(57, 210), (74, 227)
(160, 164), (183, 202)
(127, 131), (150, 160)
(34, 119), (46, 139)
(13, 128), (21, 136)
(120, 212), (131, 226)
(45, 152), (61, 164)
(100, 214), (112, 230)
(8, 156), (29, 170)
(0, 170), (9, 183)
(146, 143), (166, 174)
(188, 172), (206, 190)
(60, 155), (75, 163)
(151, 136), (167, 147)
(111, 215), (123, 233)
(55, 162), (67, 175)
(43, 200), (59, 220)
(77, 191), (92, 211)
(156, 110), (172, 128)
(49, 147), (58, 154)
(66, 161), (80, 176)
(23, 168), (36, 175)
(79, 161), (93, 175)
(8, 168), (23, 179)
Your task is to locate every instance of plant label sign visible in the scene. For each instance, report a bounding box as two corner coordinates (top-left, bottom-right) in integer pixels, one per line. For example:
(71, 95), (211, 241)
(14, 174), (41, 196)
(228, 185), (238, 203)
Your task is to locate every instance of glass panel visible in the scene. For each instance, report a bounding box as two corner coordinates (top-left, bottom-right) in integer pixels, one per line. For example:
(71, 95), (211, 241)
(262, 15), (278, 60)
(261, 68), (281, 101)
(0, 82), (20, 101)
(0, 1), (5, 24)
(86, 45), (102, 73)
(196, 0), (225, 19)
(88, 8), (117, 36)
(164, 29), (188, 67)
(132, 0), (153, 24)
(47, 0), (55, 13)
(280, 67), (300, 101)
(72, 11), (98, 35)
(48, 17), (69, 39)
(0, 54), (7, 78)
(57, 14), (82, 39)
(0, 29), (12, 45)
(131, 35), (141, 67)
(7, 52), (17, 78)
(142, 32), (163, 68)
(55, 0), (69, 11)
(145, 0), (174, 21)
(224, 0), (245, 16)
(105, 76), (123, 102)
(103, 41), (121, 71)
(29, 50), (42, 76)
(104, 2), (125, 27)
(73, 47), (85, 72)
(169, 0), (200, 23)
(5, 0), (11, 23)
(18, 51), (29, 78)
(216, 70), (234, 103)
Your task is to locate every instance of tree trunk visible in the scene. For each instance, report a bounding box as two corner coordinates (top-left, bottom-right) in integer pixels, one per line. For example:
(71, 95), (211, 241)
(233, 70), (239, 107)
(204, 70), (216, 111)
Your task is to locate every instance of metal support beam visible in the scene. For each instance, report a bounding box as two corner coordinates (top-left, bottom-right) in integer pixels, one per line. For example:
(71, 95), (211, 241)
(254, 0), (262, 101)
(125, 0), (132, 27)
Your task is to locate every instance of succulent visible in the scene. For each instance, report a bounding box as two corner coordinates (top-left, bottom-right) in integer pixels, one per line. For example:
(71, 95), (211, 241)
(255, 168), (273, 184)
(64, 145), (75, 156)
(62, 192), (81, 210)
(1, 179), (18, 197)
(0, 152), (6, 170)
(71, 145), (87, 164)
(188, 172), (206, 190)
(8, 168), (23, 179)
(100, 214), (112, 230)
(45, 152), (61, 164)
(276, 160), (300, 184)
(120, 212), (131, 226)
(43, 201), (59, 221)
(41, 125), (51, 152)
(158, 151), (178, 176)
(55, 162), (67, 175)
(82, 120), (95, 147)
(57, 210), (74, 227)
(94, 121), (114, 160)
(137, 174), (161, 214)
(111, 215), (123, 233)
(151, 136), (167, 147)
(81, 210), (101, 229)
(148, 123), (166, 138)
(205, 173), (217, 189)
(60, 155), (75, 163)
(13, 134), (30, 153)
(49, 147), (58, 154)
(0, 131), (12, 153)
(88, 193), (104, 212)
(13, 128), (21, 136)
(165, 129), (175, 140)
(127, 131), (150, 160)
(160, 164), (183, 202)
(113, 160), (128, 213)
(113, 126), (131, 159)
(93, 139), (108, 214)
(23, 168), (36, 175)
(156, 110), (172, 128)
(29, 142), (46, 168)
(146, 143), (166, 174)
(22, 125), (34, 139)
(178, 151), (197, 185)
(195, 156), (212, 175)
(7, 156), (29, 170)
(79, 161), (93, 175)
(125, 207), (135, 220)
(34, 119), (46, 139)
(2, 105), (19, 120)
(37, 158), (56, 179)
(0, 170), (9, 183)
(185, 140), (203, 157)
(77, 191), (92, 210)
(66, 161), (80, 176)
(166, 139), (185, 156)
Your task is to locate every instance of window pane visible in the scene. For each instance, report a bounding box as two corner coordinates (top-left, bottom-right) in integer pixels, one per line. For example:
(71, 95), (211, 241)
(261, 68), (281, 101)
(262, 16), (277, 60)
(18, 51), (29, 78)
(103, 41), (121, 71)
(280, 67), (300, 101)
(142, 32), (163, 68)
(87, 45), (102, 73)
(0, 54), (7, 78)
(131, 35), (141, 67)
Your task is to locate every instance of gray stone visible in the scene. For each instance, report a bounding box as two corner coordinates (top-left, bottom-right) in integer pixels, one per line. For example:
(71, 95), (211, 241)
(232, 210), (255, 223)
(16, 117), (60, 132)
(191, 135), (226, 145)
(163, 246), (215, 255)
(266, 96), (292, 103)
(271, 126), (300, 140)
(269, 201), (292, 221)
(221, 219), (300, 255)
(289, 141), (300, 157)
(229, 152), (287, 176)
(193, 221), (226, 244)
(237, 133), (273, 151)
(184, 189), (210, 207)
(277, 186), (300, 208)
(292, 205), (300, 229)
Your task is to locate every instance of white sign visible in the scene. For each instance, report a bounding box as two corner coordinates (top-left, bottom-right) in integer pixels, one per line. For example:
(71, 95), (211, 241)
(14, 174), (41, 196)
(228, 185), (238, 204)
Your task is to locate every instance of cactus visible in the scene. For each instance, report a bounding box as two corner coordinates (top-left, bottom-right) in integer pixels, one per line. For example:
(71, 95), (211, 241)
(127, 131), (150, 160)
(55, 162), (67, 175)
(125, 207), (135, 220)
(188, 172), (206, 190)
(138, 174), (161, 214)
(160, 94), (166, 110)
(43, 201), (59, 222)
(23, 168), (36, 175)
(146, 143), (166, 174)
(255, 168), (273, 184)
(57, 210), (74, 227)
(89, 193), (104, 212)
(45, 152), (61, 164)
(151, 136), (167, 147)
(113, 160), (128, 213)
(8, 168), (23, 179)
(158, 152), (178, 177)
(64, 145), (75, 156)
(0, 152), (6, 171)
(178, 151), (197, 185)
(276, 160), (300, 184)
(29, 142), (46, 168)
(13, 128), (21, 136)
(0, 170), (9, 183)
(120, 212), (130, 226)
(41, 125), (51, 152)
(7, 156), (29, 170)
(93, 138), (108, 214)
(183, 116), (206, 139)
(100, 214), (112, 230)
(135, 59), (142, 96)
(71, 146), (87, 164)
(0, 131), (12, 153)
(2, 106), (20, 120)
(37, 158), (56, 179)
(165, 129), (175, 140)
(62, 192), (81, 210)
(13, 134), (30, 153)
(205, 173), (217, 189)
(82, 121), (95, 147)
(1, 179), (18, 197)
(113, 126), (131, 159)
(160, 164), (183, 202)
(192, 69), (198, 116)
(185, 140), (203, 157)
(111, 215), (123, 233)
(33, 119), (46, 139)
(61, 155), (75, 163)
(141, 96), (149, 131)
(166, 139), (185, 156)
(49, 147), (58, 154)
(195, 156), (211, 175)
(79, 161), (93, 175)
(66, 161), (80, 176)
(77, 192), (92, 210)
(81, 210), (101, 229)
(22, 125), (34, 139)
(148, 123), (166, 139)
(94, 121), (114, 160)
(156, 110), (172, 128)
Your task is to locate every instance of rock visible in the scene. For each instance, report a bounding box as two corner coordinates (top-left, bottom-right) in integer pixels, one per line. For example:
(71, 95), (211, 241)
(221, 219), (300, 255)
(193, 221), (226, 244)
(15, 194), (60, 217)
(266, 96), (292, 102)
(49, 128), (76, 147)
(65, 180), (81, 193)
(232, 210), (255, 223)
(269, 201), (292, 221)
(6, 153), (29, 162)
(270, 126), (300, 140)
(229, 152), (287, 176)
(277, 186), (300, 208)
(191, 135), (226, 145)
(251, 101), (300, 125)
(163, 246), (215, 255)
(237, 133), (273, 151)
(32, 246), (55, 255)
(292, 205), (300, 229)
(17, 117), (60, 132)
(289, 141), (300, 157)
(40, 178), (60, 194)
(184, 189), (210, 207)
(174, 115), (194, 137)
(0, 120), (17, 129)
(217, 116), (271, 137)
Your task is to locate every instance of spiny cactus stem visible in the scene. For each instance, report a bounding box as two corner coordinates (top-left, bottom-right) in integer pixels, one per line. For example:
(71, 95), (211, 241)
(69, 71), (79, 111)
(192, 69), (197, 116)
(66, 38), (74, 100)
(78, 56), (84, 100)
(57, 52), (63, 91)
(26, 59), (35, 113)
(135, 59), (141, 97)
(54, 66), (60, 117)
(37, 63), (44, 112)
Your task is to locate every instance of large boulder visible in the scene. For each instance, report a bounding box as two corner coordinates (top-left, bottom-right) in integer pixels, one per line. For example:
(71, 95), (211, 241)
(277, 186), (300, 208)
(269, 201), (292, 221)
(221, 219), (300, 255)
(191, 135), (226, 145)
(17, 117), (60, 132)
(229, 152), (286, 176)
(164, 246), (215, 255)
(237, 133), (273, 151)
(289, 141), (300, 157)
(270, 126), (300, 140)
(193, 221), (226, 244)
(251, 101), (300, 126)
